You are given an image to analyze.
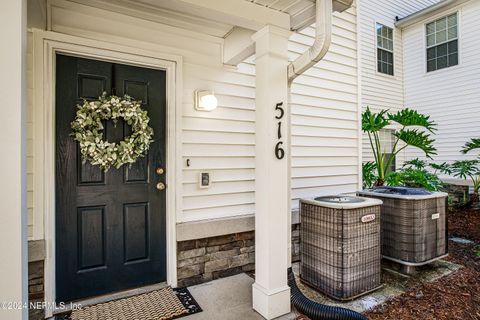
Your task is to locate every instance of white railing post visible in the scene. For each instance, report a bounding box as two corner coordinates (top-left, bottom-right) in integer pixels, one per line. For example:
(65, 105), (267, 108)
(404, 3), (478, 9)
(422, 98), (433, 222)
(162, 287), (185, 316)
(251, 25), (291, 320)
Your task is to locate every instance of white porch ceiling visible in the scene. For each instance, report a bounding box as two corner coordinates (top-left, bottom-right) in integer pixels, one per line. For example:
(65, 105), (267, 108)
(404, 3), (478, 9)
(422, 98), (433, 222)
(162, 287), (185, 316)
(135, 0), (292, 34)
(58, 0), (353, 38)
(92, 0), (353, 38)
(246, 0), (354, 31)
(247, 0), (316, 31)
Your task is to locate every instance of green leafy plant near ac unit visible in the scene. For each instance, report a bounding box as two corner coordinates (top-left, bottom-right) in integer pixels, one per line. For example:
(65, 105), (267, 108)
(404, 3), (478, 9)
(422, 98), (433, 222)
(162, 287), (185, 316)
(384, 158), (448, 191)
(362, 161), (377, 189)
(462, 138), (480, 154)
(449, 160), (480, 203)
(446, 138), (480, 203)
(362, 107), (437, 187)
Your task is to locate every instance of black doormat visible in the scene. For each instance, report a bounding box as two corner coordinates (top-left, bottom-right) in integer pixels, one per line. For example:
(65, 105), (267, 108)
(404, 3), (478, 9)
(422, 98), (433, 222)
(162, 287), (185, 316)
(55, 287), (202, 320)
(174, 287), (203, 315)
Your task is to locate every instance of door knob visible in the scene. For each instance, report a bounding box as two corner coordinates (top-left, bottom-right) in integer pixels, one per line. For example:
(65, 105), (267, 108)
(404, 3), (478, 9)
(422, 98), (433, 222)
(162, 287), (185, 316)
(156, 182), (166, 191)
(156, 167), (164, 175)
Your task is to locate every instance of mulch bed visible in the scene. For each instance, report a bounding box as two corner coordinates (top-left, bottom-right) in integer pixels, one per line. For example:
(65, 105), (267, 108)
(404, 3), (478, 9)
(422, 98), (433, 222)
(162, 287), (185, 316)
(449, 208), (480, 242)
(365, 208), (480, 320)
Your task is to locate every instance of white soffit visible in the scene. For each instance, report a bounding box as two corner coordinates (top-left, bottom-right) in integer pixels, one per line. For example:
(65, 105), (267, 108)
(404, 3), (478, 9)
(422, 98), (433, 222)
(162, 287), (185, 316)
(70, 0), (353, 38)
(142, 0), (291, 32)
(69, 0), (234, 38)
(247, 0), (354, 31)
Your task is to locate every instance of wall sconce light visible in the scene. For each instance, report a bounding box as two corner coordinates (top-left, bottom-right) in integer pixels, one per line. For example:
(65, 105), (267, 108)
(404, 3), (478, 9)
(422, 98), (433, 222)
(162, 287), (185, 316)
(194, 90), (218, 111)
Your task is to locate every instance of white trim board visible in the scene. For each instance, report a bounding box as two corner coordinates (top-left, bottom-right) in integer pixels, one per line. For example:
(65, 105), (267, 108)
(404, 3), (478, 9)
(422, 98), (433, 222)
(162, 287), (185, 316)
(176, 211), (302, 242)
(32, 29), (182, 317)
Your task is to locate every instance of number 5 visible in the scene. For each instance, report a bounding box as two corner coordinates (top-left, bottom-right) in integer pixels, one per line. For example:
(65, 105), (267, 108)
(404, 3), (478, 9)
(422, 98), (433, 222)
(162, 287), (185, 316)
(275, 102), (284, 119)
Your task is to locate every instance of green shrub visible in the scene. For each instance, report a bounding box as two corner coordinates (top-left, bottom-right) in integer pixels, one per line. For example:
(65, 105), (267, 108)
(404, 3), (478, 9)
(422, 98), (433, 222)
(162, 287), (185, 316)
(385, 159), (443, 191)
(362, 162), (377, 189)
(362, 107), (437, 186)
(449, 160), (480, 203)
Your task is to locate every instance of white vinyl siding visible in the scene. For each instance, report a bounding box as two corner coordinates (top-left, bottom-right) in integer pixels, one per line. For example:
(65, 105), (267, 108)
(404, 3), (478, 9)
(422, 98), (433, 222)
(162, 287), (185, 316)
(403, 1), (480, 165)
(27, 31), (34, 238)
(290, 5), (359, 209)
(27, 0), (360, 234)
(359, 0), (440, 166)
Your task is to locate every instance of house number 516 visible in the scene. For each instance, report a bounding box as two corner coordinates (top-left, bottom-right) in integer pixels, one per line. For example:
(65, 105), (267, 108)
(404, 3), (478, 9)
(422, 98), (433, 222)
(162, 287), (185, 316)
(275, 102), (285, 160)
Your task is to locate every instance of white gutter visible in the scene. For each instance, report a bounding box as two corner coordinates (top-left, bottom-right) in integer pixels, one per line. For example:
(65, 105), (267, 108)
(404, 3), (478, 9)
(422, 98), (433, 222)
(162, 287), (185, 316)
(395, 0), (471, 28)
(287, 0), (353, 82)
(287, 0), (333, 82)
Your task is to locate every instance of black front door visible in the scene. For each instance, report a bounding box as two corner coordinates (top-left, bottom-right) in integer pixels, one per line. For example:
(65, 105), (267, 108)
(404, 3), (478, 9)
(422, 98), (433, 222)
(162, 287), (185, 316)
(55, 54), (167, 302)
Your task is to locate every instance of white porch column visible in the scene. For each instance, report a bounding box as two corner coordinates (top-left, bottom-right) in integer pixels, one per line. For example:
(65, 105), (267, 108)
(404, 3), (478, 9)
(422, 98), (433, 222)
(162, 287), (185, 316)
(252, 25), (291, 319)
(0, 1), (28, 320)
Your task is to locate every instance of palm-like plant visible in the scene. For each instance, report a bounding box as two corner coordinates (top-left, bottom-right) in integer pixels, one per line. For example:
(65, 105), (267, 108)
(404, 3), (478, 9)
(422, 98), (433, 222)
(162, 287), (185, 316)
(403, 158), (427, 170)
(454, 137), (480, 203)
(449, 160), (480, 203)
(362, 107), (437, 186)
(462, 138), (480, 154)
(362, 161), (377, 189)
(384, 158), (444, 191)
(430, 162), (452, 175)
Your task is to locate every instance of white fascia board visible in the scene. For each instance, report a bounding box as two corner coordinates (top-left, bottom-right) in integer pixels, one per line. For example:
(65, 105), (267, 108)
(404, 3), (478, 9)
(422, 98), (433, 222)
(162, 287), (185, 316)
(223, 27), (255, 66)
(395, 0), (471, 28)
(157, 0), (291, 31)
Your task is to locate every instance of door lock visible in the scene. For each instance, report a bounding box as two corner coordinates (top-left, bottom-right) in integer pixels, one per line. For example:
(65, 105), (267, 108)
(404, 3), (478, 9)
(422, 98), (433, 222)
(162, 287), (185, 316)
(156, 182), (166, 191)
(156, 167), (164, 175)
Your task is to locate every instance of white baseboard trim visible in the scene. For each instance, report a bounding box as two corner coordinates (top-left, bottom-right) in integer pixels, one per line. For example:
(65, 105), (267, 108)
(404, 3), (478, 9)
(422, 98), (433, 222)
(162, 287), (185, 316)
(252, 282), (291, 320)
(176, 210), (300, 242)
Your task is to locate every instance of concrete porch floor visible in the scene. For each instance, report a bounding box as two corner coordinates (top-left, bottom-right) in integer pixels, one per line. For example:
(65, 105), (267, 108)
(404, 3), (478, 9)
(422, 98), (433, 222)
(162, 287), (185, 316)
(184, 259), (461, 319)
(184, 273), (297, 320)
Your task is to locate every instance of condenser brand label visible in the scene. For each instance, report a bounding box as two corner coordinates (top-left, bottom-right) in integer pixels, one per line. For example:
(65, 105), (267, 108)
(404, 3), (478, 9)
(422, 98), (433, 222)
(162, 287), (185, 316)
(432, 213), (440, 220)
(361, 214), (376, 223)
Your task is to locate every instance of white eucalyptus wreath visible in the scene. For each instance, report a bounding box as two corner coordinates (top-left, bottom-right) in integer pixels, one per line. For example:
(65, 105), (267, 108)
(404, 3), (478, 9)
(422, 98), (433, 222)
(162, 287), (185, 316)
(71, 93), (154, 171)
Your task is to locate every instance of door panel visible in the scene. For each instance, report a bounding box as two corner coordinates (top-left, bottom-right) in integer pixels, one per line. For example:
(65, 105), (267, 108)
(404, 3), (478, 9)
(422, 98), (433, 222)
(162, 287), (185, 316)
(77, 144), (106, 185)
(77, 206), (106, 270)
(55, 54), (167, 302)
(123, 203), (150, 263)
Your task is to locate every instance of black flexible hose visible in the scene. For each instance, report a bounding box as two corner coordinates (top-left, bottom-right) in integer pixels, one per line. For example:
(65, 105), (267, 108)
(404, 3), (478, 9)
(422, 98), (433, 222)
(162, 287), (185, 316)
(288, 268), (367, 320)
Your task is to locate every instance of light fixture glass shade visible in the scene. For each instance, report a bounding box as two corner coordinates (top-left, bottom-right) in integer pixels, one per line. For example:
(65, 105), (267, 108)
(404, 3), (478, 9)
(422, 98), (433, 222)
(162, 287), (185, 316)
(195, 90), (218, 111)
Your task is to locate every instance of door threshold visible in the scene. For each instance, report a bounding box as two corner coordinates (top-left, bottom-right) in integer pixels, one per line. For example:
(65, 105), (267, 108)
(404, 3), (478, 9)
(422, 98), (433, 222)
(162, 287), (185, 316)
(52, 282), (168, 316)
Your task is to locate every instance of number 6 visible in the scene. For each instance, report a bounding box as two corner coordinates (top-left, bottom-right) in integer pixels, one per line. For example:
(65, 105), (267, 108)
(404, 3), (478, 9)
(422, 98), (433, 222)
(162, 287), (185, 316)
(275, 141), (285, 159)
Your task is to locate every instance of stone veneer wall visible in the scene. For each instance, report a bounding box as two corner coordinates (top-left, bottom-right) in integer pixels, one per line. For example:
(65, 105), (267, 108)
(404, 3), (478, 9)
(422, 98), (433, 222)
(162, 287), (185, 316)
(177, 224), (300, 287)
(28, 261), (45, 320)
(441, 183), (470, 206)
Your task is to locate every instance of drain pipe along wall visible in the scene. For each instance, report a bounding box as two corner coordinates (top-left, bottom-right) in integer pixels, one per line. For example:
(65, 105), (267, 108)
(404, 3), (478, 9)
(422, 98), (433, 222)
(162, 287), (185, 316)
(287, 0), (336, 267)
(285, 1), (367, 319)
(288, 0), (334, 83)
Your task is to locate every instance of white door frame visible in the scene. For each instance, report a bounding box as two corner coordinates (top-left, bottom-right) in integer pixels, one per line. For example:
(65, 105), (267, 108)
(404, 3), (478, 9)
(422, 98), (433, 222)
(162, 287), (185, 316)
(32, 29), (182, 317)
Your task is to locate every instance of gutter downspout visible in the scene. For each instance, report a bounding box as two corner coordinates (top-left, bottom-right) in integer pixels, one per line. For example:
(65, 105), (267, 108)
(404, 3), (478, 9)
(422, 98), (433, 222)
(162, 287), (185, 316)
(286, 0), (354, 265)
(287, 0), (333, 83)
(285, 2), (367, 318)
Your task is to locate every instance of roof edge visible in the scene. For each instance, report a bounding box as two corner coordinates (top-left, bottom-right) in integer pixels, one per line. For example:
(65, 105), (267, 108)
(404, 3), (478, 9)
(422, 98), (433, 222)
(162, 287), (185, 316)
(395, 0), (470, 28)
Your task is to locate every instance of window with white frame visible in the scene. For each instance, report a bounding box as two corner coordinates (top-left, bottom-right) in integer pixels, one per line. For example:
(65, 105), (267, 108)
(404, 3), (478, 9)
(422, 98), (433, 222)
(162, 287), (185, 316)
(379, 129), (396, 173)
(426, 13), (458, 72)
(376, 23), (394, 75)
